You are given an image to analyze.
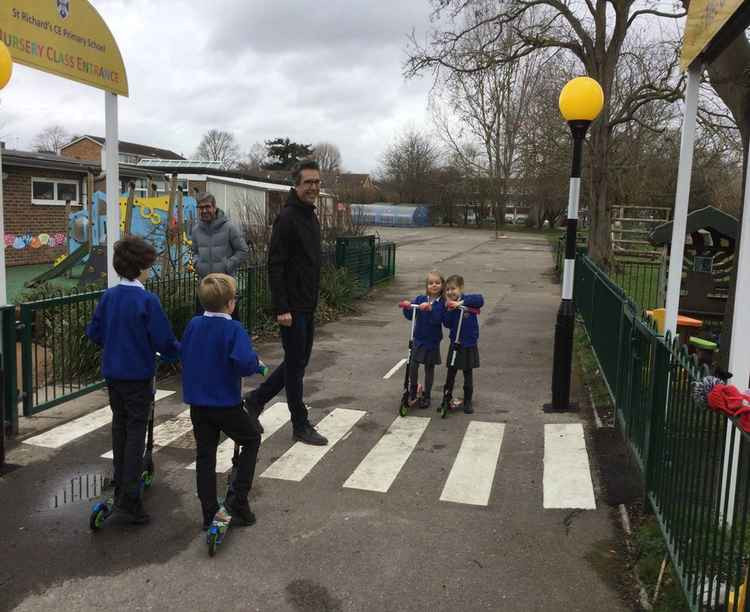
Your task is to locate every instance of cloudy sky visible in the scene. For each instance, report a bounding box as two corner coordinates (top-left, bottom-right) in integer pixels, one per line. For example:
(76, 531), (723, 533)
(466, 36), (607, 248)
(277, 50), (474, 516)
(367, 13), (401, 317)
(1, 0), (439, 173)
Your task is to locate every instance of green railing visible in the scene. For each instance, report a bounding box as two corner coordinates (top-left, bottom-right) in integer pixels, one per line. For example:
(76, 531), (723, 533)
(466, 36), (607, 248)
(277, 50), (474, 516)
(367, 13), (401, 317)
(6, 237), (396, 420)
(555, 236), (663, 310)
(575, 254), (750, 611)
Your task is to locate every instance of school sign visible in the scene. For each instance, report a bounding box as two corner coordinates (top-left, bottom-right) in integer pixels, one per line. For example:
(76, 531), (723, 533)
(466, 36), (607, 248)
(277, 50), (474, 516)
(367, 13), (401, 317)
(0, 0), (128, 96)
(681, 0), (745, 69)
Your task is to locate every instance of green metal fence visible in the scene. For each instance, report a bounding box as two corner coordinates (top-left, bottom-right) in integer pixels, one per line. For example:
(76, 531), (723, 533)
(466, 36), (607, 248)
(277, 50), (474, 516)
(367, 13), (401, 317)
(576, 254), (750, 611)
(5, 237), (396, 421)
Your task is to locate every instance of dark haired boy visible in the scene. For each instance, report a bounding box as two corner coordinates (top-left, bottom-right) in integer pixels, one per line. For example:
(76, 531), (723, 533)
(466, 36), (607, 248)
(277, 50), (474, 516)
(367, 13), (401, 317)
(86, 236), (179, 524)
(181, 273), (265, 530)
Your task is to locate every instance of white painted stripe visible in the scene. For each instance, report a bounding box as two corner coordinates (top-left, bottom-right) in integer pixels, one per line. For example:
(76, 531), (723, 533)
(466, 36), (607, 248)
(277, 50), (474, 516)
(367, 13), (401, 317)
(543, 423), (596, 509)
(101, 406), (192, 458)
(383, 358), (407, 380)
(567, 177), (581, 219)
(261, 408), (365, 482)
(562, 259), (575, 300)
(440, 421), (505, 506)
(24, 390), (175, 449)
(185, 402), (291, 472)
(343, 416), (429, 493)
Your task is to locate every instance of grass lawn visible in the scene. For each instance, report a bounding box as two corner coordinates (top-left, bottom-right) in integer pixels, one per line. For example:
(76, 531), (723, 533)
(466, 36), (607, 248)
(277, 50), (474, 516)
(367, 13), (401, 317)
(7, 263), (85, 303)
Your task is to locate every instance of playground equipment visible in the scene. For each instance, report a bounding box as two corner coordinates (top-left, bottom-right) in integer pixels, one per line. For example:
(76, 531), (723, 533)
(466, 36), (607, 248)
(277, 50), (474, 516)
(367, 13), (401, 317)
(26, 182), (197, 288)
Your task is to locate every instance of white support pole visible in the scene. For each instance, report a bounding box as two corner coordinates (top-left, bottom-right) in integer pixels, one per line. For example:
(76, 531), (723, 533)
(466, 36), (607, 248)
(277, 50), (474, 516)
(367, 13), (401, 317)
(664, 64), (701, 337)
(0, 143), (6, 306)
(105, 92), (120, 288)
(718, 134), (750, 525)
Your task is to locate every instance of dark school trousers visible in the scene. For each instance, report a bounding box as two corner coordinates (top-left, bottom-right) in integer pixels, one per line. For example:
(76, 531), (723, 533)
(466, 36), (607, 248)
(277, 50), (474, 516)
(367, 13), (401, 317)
(107, 378), (153, 501)
(190, 404), (261, 514)
(251, 311), (314, 431)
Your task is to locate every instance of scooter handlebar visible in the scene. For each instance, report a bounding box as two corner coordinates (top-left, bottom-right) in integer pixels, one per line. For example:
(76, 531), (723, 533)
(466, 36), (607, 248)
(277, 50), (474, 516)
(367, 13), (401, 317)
(398, 300), (420, 309)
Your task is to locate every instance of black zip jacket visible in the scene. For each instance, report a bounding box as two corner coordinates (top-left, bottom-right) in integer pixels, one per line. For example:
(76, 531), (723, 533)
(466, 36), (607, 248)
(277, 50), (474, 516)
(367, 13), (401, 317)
(268, 189), (321, 314)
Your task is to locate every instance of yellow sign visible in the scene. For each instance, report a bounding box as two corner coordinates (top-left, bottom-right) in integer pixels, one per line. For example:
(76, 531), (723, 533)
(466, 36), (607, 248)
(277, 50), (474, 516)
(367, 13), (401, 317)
(681, 0), (745, 70)
(0, 0), (128, 96)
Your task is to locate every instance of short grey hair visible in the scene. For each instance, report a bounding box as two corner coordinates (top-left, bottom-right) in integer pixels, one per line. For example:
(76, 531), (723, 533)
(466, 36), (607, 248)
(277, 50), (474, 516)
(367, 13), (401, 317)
(197, 192), (216, 206)
(292, 159), (320, 185)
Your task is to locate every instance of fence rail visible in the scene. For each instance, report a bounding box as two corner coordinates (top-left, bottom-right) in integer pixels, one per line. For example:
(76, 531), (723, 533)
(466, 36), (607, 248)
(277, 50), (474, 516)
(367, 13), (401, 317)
(575, 254), (750, 611)
(4, 237), (395, 424)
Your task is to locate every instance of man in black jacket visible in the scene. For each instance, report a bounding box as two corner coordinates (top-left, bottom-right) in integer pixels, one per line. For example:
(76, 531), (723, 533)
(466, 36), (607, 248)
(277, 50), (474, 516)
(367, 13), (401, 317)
(245, 160), (328, 446)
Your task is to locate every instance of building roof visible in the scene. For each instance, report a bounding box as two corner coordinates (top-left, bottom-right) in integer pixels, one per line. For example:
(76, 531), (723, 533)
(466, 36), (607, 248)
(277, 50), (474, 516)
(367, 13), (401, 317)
(2, 147), (155, 179)
(649, 205), (739, 245)
(132, 160), (295, 187)
(63, 135), (185, 160)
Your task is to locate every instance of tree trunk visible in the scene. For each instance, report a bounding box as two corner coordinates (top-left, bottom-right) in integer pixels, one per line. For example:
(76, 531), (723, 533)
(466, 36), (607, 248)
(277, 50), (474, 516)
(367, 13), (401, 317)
(587, 118), (612, 265)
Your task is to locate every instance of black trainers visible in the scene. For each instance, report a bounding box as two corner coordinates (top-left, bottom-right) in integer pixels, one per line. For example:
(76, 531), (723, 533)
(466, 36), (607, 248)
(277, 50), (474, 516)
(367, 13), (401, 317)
(202, 504), (219, 531)
(293, 423), (328, 446)
(463, 400), (474, 414)
(115, 496), (150, 525)
(419, 396), (431, 410)
(225, 496), (256, 527)
(440, 394), (452, 412)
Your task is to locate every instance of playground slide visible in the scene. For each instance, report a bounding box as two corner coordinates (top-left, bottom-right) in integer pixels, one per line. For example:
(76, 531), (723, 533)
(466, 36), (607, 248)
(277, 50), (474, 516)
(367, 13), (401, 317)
(24, 244), (90, 288)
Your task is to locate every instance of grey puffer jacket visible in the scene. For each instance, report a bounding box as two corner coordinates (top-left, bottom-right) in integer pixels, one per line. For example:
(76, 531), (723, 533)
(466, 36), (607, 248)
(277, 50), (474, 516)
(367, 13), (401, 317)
(190, 209), (249, 278)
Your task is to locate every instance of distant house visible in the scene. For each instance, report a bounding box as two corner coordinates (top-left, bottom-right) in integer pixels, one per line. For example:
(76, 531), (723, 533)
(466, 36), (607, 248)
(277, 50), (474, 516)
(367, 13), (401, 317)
(60, 135), (185, 166)
(1, 146), (152, 266)
(334, 173), (381, 203)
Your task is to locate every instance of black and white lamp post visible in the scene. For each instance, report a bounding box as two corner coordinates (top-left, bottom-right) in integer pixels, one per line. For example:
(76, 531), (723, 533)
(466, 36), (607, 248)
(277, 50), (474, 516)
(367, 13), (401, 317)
(544, 76), (604, 413)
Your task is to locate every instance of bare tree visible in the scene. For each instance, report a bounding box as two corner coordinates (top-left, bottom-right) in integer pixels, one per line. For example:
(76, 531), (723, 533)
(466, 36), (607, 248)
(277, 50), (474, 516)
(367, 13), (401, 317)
(379, 129), (441, 202)
(33, 125), (71, 153)
(195, 129), (241, 168)
(237, 142), (268, 173)
(312, 142), (343, 175)
(407, 0), (685, 264)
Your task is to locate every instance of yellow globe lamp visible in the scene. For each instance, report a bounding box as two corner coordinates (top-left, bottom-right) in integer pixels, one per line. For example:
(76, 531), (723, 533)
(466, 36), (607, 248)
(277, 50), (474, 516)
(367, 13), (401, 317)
(558, 76), (604, 122)
(0, 40), (12, 90)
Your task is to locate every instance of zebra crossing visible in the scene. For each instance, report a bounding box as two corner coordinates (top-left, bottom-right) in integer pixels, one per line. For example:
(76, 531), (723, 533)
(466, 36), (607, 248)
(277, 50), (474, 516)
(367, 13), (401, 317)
(22, 394), (598, 509)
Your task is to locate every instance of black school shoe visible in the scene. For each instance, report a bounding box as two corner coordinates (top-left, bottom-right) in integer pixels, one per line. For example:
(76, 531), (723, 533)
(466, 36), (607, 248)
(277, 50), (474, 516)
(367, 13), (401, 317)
(202, 504), (220, 531)
(225, 496), (256, 527)
(419, 396), (431, 410)
(463, 400), (474, 414)
(115, 496), (150, 525)
(293, 423), (328, 446)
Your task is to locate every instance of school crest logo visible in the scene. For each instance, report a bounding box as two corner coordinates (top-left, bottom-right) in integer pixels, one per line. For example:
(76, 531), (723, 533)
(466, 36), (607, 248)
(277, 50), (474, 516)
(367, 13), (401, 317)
(56, 0), (70, 19)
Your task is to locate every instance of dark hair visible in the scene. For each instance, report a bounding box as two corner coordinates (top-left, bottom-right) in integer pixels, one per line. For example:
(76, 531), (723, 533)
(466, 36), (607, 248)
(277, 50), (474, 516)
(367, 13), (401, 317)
(292, 159), (320, 185)
(113, 236), (157, 280)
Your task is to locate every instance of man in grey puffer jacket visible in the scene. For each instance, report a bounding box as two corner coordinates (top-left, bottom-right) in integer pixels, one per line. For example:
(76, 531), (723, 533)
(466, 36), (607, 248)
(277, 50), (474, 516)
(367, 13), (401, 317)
(191, 192), (249, 317)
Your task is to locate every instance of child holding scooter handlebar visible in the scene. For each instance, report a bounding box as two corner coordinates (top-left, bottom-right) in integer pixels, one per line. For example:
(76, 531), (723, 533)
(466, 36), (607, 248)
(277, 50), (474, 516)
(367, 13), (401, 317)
(398, 270), (446, 410)
(441, 274), (484, 415)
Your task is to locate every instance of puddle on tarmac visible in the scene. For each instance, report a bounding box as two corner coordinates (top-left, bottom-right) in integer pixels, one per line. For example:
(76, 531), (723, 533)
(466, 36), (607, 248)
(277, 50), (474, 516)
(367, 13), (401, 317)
(48, 472), (112, 509)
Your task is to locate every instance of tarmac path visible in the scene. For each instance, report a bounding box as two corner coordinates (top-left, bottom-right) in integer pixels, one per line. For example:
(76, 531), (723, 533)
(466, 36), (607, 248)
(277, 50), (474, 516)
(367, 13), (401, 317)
(0, 227), (630, 612)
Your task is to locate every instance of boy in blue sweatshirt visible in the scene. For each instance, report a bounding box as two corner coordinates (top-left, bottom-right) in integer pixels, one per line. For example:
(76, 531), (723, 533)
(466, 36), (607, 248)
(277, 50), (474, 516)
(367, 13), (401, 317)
(181, 273), (265, 530)
(86, 236), (179, 524)
(441, 274), (484, 414)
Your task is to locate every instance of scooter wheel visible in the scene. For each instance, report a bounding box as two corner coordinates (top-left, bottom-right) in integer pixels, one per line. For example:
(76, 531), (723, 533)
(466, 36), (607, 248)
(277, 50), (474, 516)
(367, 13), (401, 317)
(399, 404), (408, 417)
(208, 533), (218, 557)
(89, 504), (107, 531)
(141, 469), (154, 489)
(440, 405), (448, 419)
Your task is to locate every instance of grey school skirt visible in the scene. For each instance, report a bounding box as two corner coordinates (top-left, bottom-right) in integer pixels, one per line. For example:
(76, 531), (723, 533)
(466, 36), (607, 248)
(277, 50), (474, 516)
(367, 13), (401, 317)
(413, 345), (441, 366)
(446, 345), (480, 370)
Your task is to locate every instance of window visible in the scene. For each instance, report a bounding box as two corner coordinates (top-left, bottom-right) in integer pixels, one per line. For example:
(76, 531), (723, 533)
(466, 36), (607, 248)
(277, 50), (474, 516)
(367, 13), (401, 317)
(31, 177), (80, 205)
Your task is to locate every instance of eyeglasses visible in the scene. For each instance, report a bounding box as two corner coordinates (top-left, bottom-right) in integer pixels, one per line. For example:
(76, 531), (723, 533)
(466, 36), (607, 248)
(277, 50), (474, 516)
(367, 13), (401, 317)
(198, 205), (213, 211)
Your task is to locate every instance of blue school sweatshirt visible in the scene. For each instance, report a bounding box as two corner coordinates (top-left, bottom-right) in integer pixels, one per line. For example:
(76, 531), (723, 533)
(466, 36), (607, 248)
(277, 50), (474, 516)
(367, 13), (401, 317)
(180, 313), (263, 407)
(403, 295), (444, 350)
(85, 281), (179, 381)
(443, 294), (485, 348)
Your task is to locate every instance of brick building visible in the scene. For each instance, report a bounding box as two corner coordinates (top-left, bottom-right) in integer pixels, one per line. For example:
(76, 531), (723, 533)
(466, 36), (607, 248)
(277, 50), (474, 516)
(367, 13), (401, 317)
(2, 147), (151, 267)
(60, 135), (185, 165)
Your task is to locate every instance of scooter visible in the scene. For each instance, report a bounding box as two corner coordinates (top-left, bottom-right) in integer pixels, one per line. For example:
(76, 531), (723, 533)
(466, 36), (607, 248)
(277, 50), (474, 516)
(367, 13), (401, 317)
(398, 302), (421, 417)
